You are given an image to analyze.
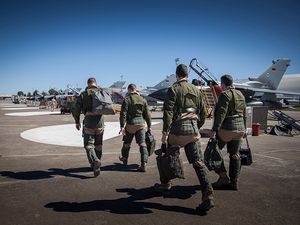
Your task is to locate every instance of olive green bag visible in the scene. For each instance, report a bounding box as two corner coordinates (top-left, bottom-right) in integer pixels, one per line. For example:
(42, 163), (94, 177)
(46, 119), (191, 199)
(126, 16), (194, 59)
(145, 130), (156, 156)
(204, 138), (223, 171)
(156, 144), (185, 180)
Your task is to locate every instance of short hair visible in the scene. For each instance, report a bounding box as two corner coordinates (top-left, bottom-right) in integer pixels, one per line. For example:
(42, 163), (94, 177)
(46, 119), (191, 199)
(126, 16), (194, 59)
(192, 79), (201, 86)
(176, 64), (188, 78)
(210, 80), (217, 86)
(87, 77), (97, 85)
(221, 74), (233, 86)
(127, 83), (137, 92)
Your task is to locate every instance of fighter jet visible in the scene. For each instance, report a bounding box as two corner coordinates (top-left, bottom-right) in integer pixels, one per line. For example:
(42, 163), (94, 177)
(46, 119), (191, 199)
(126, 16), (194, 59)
(108, 74), (177, 106)
(149, 58), (300, 108)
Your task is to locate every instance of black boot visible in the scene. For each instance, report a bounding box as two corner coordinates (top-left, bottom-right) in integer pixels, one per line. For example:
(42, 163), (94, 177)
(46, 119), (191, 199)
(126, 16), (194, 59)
(137, 162), (147, 172)
(196, 191), (214, 212)
(93, 160), (101, 177)
(119, 156), (128, 165)
(212, 172), (230, 189)
(196, 199), (215, 212)
(229, 179), (238, 190)
(153, 182), (172, 194)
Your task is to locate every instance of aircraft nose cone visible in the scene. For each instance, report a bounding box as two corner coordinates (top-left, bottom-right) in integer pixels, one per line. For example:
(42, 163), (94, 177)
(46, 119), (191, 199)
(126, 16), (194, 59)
(148, 88), (168, 101)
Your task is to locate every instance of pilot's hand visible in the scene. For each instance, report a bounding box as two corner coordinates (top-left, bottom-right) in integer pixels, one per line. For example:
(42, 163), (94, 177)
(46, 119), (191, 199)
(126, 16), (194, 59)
(119, 128), (126, 136)
(147, 127), (152, 133)
(161, 132), (168, 144)
(76, 123), (81, 131)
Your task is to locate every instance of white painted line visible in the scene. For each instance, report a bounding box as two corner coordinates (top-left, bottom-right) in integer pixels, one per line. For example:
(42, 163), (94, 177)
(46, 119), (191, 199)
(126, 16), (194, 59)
(1, 107), (39, 110)
(254, 153), (284, 161)
(0, 104), (28, 108)
(20, 122), (160, 147)
(2, 153), (86, 157)
(5, 111), (60, 116)
(263, 150), (300, 153)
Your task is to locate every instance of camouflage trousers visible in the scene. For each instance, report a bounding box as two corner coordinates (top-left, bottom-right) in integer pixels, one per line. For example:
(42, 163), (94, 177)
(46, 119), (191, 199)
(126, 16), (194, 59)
(121, 128), (148, 163)
(83, 132), (103, 166)
(159, 139), (213, 194)
(215, 137), (242, 180)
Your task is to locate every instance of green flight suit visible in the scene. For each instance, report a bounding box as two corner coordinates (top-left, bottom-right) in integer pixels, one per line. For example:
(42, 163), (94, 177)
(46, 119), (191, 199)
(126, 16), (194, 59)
(162, 79), (213, 195)
(213, 87), (247, 181)
(119, 92), (151, 163)
(72, 87), (104, 166)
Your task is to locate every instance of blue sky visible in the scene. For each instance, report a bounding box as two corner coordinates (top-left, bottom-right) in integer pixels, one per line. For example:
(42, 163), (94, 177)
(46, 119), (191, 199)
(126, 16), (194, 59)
(0, 0), (299, 95)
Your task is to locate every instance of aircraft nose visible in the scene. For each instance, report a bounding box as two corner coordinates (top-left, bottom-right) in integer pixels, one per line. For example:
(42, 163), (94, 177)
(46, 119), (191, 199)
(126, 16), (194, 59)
(148, 88), (168, 101)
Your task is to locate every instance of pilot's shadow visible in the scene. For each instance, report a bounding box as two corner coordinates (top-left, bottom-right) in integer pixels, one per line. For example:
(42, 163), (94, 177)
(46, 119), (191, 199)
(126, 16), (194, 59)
(0, 167), (93, 180)
(45, 185), (202, 215)
(100, 163), (140, 172)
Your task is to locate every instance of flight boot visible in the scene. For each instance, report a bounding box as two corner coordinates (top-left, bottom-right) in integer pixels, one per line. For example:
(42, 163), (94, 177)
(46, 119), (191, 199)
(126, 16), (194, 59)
(137, 162), (147, 172)
(196, 191), (214, 212)
(119, 156), (128, 165)
(230, 179), (238, 190)
(212, 172), (230, 189)
(93, 160), (101, 177)
(153, 182), (172, 194)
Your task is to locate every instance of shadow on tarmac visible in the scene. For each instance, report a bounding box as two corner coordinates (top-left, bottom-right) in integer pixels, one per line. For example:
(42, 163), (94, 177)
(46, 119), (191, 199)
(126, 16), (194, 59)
(0, 167), (93, 180)
(100, 163), (140, 172)
(45, 185), (208, 216)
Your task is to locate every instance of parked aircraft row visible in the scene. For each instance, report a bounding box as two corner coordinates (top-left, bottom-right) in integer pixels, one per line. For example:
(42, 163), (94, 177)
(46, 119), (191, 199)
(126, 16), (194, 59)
(9, 58), (300, 110)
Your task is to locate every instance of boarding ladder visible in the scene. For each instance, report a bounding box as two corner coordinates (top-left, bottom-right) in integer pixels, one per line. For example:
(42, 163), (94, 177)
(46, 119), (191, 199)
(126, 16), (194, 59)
(189, 58), (218, 86)
(189, 58), (219, 117)
(272, 110), (300, 131)
(198, 86), (218, 118)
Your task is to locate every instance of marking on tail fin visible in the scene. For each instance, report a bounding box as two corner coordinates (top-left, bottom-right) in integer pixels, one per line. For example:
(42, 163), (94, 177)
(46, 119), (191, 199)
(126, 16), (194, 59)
(255, 59), (290, 90)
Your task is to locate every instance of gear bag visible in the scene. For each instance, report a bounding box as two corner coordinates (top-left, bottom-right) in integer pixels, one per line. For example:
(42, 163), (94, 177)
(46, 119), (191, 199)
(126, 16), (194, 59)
(145, 130), (156, 156)
(204, 138), (223, 171)
(239, 135), (252, 166)
(156, 144), (185, 180)
(91, 89), (115, 115)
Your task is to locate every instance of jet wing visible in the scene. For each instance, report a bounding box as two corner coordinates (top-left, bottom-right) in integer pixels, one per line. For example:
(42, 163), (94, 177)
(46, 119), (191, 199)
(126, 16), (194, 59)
(235, 86), (300, 96)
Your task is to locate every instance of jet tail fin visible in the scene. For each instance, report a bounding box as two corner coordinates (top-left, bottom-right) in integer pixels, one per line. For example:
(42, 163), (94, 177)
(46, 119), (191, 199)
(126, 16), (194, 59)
(248, 59), (290, 90)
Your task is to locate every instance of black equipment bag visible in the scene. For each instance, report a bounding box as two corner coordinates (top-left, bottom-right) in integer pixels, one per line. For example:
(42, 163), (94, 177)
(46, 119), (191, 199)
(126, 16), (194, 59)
(145, 130), (156, 156)
(239, 135), (252, 166)
(204, 138), (223, 171)
(156, 144), (184, 180)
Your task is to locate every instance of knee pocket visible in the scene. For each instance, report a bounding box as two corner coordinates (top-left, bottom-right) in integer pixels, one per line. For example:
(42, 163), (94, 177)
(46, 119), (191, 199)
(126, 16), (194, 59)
(85, 145), (93, 152)
(124, 143), (131, 148)
(138, 143), (146, 147)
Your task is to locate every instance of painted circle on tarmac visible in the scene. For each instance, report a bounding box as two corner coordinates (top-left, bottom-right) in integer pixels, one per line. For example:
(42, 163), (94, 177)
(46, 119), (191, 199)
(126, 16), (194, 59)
(21, 122), (120, 147)
(21, 122), (159, 147)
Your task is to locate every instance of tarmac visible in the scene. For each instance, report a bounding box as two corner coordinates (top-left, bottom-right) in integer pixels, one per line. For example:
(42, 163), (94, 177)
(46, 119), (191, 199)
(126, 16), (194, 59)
(0, 101), (299, 225)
